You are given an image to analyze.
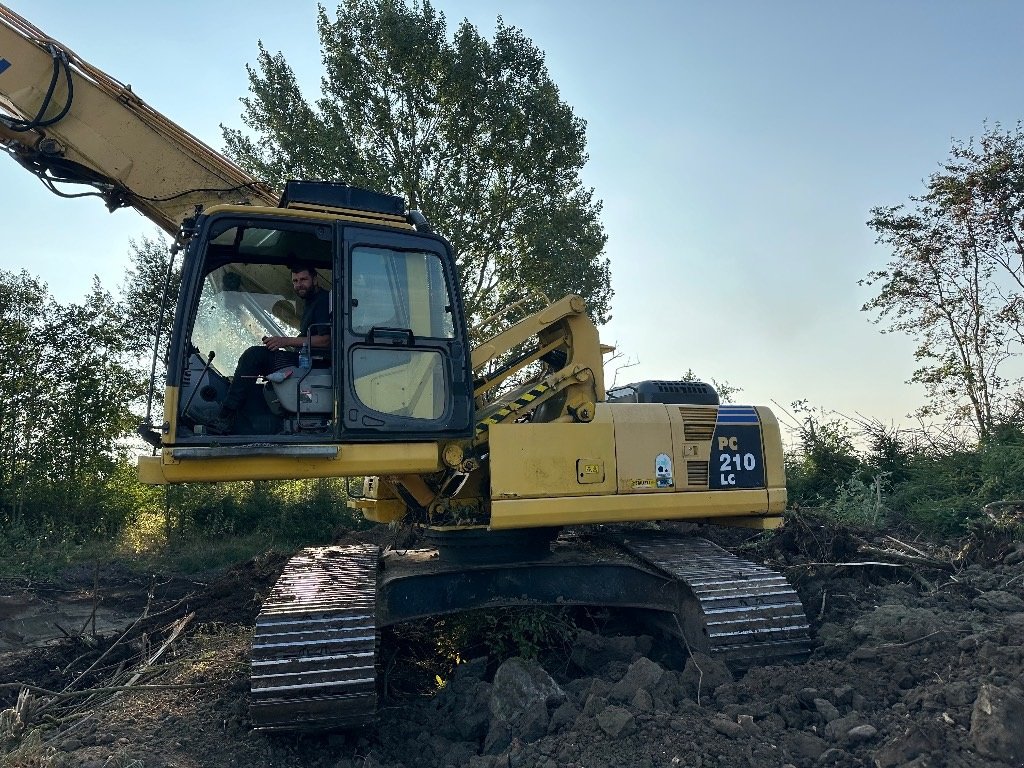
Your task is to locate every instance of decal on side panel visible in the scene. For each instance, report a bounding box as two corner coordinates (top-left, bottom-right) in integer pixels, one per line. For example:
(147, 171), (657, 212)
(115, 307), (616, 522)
(709, 406), (765, 490)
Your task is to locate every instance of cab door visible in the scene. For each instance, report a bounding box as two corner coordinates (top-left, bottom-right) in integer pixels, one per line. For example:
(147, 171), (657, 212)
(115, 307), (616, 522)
(339, 226), (473, 441)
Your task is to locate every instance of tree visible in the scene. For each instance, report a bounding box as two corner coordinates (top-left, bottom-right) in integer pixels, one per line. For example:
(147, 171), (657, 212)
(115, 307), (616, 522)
(863, 123), (1024, 440)
(221, 0), (612, 329)
(0, 271), (145, 537)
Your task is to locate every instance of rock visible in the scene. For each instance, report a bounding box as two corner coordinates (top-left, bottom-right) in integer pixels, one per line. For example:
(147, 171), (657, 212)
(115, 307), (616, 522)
(972, 590), (1024, 613)
(957, 633), (982, 652)
(436, 676), (493, 742)
(570, 631), (641, 674)
(714, 683), (739, 707)
(851, 605), (946, 645)
(680, 653), (731, 703)
(943, 681), (975, 708)
(547, 701), (579, 733)
(582, 694), (607, 716)
(482, 720), (511, 756)
(970, 682), (1024, 763)
(1005, 544), (1024, 566)
(450, 656), (488, 687)
(824, 712), (864, 742)
(631, 688), (654, 712)
(608, 657), (665, 703)
(816, 748), (850, 765)
(873, 728), (934, 768)
(489, 658), (565, 725)
(711, 718), (744, 739)
(781, 730), (828, 761)
(517, 699), (549, 743)
(586, 678), (612, 701)
(596, 706), (636, 738)
(797, 688), (820, 707)
(832, 685), (854, 706)
(737, 714), (761, 736)
(846, 724), (877, 742)
(813, 698), (840, 722)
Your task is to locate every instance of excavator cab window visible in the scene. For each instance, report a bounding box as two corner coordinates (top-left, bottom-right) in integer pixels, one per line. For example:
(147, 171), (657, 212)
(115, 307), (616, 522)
(339, 227), (474, 441)
(167, 213), (474, 443)
(171, 218), (337, 439)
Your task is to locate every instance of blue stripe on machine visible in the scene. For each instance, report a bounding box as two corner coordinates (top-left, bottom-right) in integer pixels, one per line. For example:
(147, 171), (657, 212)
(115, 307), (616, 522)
(716, 405), (759, 424)
(0, 59), (11, 76)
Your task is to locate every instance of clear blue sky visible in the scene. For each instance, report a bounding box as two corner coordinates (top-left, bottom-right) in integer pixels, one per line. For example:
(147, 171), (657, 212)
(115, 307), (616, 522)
(3, 1), (1022, 431)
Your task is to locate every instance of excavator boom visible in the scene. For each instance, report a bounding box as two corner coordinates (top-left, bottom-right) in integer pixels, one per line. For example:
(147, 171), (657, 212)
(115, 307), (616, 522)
(0, 3), (275, 235)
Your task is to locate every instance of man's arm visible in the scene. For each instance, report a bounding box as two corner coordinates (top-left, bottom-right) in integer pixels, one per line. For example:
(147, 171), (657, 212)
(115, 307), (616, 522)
(262, 334), (330, 351)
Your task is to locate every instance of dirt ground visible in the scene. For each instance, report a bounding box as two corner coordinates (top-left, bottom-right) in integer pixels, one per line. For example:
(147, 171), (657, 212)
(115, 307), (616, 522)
(1, 516), (1023, 768)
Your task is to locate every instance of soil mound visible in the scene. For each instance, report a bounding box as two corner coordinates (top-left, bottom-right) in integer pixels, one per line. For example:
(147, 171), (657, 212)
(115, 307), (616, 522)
(1, 519), (1022, 768)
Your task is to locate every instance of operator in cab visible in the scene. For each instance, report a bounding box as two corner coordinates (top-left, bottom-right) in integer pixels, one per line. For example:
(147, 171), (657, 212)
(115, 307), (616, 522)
(195, 262), (331, 434)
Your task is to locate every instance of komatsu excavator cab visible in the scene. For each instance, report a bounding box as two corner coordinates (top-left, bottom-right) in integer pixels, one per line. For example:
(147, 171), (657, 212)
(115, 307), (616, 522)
(166, 181), (475, 444)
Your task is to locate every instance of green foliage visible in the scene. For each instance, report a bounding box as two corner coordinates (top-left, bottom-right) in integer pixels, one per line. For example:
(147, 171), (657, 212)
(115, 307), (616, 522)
(435, 606), (578, 665)
(165, 477), (359, 543)
(0, 270), (146, 540)
(828, 474), (887, 527)
(222, 0), (612, 328)
(784, 402), (868, 508)
(862, 122), (1024, 439)
(886, 425), (1024, 533)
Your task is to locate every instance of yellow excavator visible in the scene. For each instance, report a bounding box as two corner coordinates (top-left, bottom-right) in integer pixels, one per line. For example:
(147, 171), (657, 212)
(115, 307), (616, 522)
(0, 4), (809, 731)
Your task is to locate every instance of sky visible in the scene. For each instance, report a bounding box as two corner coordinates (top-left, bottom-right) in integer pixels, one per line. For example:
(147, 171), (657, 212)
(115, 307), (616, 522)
(2, 0), (1023, 433)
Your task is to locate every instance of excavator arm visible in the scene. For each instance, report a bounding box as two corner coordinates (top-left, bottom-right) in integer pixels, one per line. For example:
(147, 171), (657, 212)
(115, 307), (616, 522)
(0, 3), (275, 236)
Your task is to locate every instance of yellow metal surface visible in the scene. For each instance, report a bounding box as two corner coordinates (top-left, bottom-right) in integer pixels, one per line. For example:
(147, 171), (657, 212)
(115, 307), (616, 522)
(667, 404), (718, 489)
(163, 386), (180, 444)
(489, 488), (774, 529)
(489, 412), (617, 499)
(0, 6), (275, 234)
(137, 442), (441, 484)
(609, 404), (676, 493)
(767, 487), (788, 515)
(704, 515), (785, 530)
(349, 498), (406, 523)
(758, 406), (787, 501)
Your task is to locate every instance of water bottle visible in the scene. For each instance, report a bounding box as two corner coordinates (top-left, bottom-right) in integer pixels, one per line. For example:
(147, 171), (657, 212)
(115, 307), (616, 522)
(297, 341), (311, 371)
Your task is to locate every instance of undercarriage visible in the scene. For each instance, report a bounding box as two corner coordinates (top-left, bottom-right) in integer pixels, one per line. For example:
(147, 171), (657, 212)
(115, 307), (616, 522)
(249, 529), (811, 731)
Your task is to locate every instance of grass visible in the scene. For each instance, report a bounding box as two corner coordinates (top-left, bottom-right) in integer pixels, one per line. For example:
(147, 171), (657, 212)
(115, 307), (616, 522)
(0, 508), (319, 581)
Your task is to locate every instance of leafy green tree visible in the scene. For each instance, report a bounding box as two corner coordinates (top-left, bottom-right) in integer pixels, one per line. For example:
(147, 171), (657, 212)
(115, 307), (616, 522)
(121, 235), (181, 361)
(0, 270), (50, 527)
(0, 270), (147, 538)
(863, 123), (1024, 439)
(32, 280), (147, 533)
(221, 0), (612, 328)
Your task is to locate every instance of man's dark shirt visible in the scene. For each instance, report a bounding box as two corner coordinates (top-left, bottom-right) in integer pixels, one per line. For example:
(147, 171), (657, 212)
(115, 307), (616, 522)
(299, 287), (331, 339)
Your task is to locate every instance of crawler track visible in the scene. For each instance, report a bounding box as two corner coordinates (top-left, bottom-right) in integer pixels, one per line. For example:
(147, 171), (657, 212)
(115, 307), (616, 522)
(250, 532), (810, 730)
(617, 532), (811, 668)
(250, 544), (380, 731)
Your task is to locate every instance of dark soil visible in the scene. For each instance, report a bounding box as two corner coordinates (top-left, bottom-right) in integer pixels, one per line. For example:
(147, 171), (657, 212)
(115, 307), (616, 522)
(2, 516), (1023, 768)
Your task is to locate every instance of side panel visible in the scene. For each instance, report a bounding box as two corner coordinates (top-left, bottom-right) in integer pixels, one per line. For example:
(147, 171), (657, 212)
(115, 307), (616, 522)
(489, 411), (617, 499)
(489, 490), (773, 529)
(487, 401), (787, 529)
(611, 404), (677, 493)
(138, 442), (442, 484)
